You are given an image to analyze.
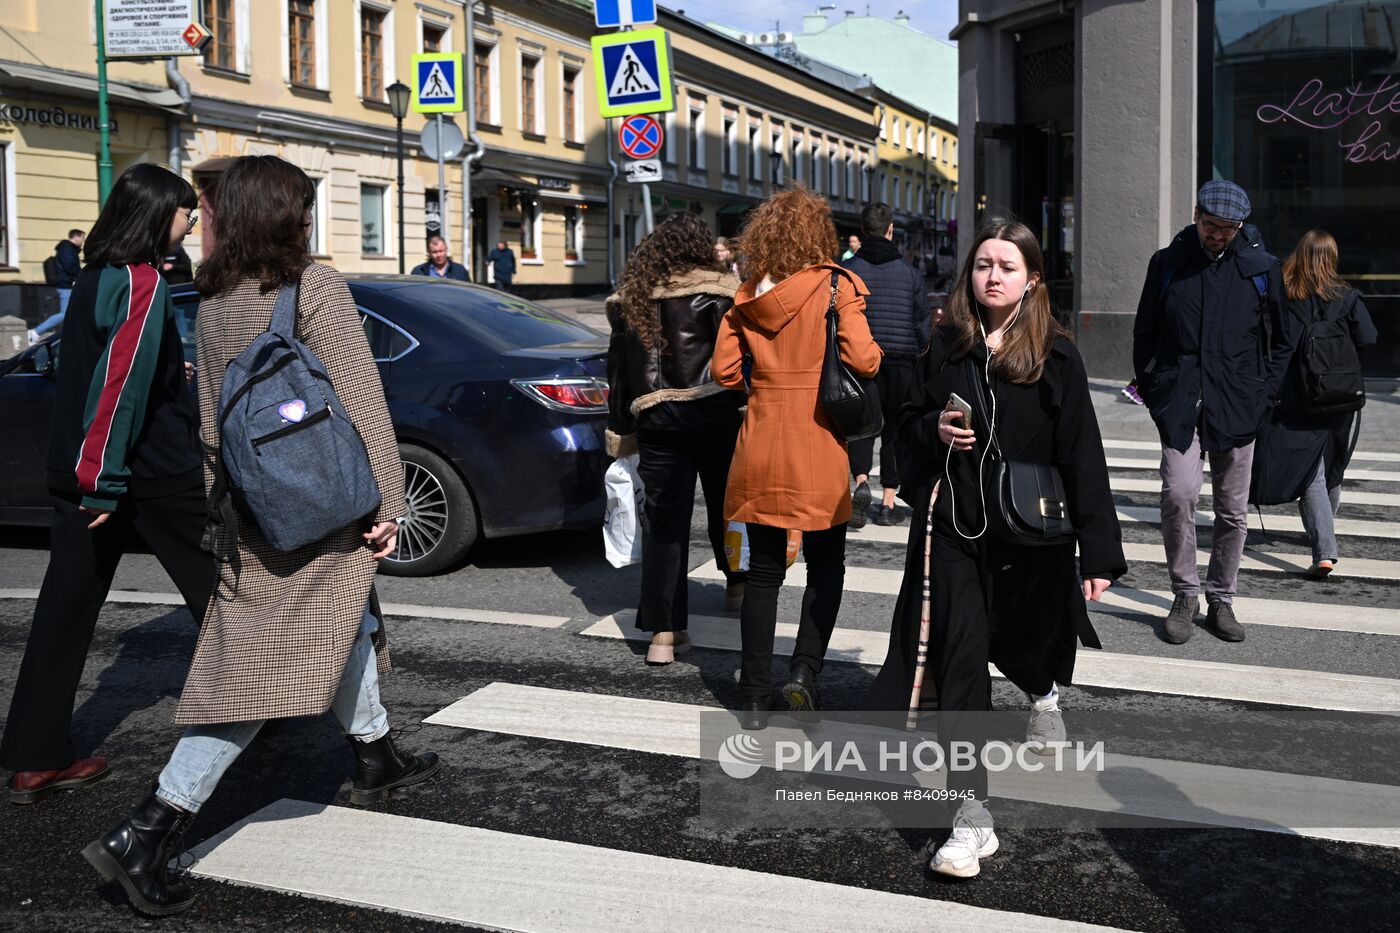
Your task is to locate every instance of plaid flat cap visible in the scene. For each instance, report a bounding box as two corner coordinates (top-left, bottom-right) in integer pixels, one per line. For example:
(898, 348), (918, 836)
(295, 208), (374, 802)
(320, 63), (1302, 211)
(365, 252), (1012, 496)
(1197, 180), (1251, 222)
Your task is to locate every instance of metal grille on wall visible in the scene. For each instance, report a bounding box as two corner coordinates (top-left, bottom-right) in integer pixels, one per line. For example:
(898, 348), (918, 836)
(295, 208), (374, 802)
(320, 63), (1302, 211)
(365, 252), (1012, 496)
(1019, 42), (1074, 93)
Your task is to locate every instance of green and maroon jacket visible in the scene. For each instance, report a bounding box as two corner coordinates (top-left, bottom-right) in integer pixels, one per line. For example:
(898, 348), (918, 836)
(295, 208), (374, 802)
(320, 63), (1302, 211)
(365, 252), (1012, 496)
(46, 263), (201, 510)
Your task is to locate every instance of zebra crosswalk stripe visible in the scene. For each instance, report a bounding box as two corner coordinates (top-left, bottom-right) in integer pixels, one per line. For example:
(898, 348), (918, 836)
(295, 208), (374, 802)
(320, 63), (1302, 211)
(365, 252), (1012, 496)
(183, 797), (1130, 932)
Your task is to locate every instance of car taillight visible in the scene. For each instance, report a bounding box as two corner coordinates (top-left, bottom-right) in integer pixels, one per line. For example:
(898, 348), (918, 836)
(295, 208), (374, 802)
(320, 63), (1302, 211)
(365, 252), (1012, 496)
(512, 377), (610, 413)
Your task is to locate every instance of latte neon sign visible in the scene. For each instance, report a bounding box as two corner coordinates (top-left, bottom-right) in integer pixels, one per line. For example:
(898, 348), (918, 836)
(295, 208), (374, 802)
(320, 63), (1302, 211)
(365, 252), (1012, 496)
(1257, 76), (1400, 163)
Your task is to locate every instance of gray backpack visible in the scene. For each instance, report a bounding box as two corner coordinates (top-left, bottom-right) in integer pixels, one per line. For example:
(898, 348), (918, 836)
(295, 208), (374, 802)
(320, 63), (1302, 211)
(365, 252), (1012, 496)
(211, 279), (381, 552)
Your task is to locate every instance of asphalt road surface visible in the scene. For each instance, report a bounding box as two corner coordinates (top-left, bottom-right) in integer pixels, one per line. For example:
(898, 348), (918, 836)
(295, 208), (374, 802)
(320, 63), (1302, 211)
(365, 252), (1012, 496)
(1, 383), (1399, 931)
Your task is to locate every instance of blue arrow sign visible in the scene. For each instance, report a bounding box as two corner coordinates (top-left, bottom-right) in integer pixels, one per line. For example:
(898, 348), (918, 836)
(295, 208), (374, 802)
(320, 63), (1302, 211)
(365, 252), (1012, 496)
(594, 0), (657, 28)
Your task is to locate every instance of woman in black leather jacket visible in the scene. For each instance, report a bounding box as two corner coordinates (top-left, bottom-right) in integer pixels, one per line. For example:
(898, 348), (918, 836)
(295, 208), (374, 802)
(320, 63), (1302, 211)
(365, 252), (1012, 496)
(606, 213), (747, 664)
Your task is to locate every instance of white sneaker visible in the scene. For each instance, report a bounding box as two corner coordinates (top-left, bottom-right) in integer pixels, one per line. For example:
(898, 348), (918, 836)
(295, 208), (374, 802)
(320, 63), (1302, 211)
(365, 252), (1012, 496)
(1025, 692), (1067, 756)
(930, 799), (998, 878)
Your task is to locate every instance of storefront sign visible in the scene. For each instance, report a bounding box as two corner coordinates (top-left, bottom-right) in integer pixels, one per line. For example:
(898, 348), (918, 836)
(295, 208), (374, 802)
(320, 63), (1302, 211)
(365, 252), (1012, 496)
(0, 103), (117, 133)
(1257, 76), (1400, 164)
(537, 176), (572, 190)
(104, 0), (205, 59)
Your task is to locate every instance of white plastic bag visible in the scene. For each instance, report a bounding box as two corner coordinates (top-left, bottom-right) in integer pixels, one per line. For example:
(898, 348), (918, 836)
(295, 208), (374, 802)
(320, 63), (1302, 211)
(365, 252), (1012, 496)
(603, 454), (645, 568)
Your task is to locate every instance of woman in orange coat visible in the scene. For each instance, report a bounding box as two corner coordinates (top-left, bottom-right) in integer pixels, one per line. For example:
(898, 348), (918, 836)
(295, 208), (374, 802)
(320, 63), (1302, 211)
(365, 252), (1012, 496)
(712, 185), (881, 729)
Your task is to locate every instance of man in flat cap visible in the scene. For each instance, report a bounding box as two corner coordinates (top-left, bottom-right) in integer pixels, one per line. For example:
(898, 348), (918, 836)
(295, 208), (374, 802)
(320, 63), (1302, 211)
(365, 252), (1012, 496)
(1132, 181), (1289, 645)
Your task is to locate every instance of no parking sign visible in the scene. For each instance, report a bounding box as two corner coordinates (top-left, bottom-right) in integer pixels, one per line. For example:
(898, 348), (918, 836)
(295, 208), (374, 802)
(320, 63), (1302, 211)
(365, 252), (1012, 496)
(618, 115), (664, 160)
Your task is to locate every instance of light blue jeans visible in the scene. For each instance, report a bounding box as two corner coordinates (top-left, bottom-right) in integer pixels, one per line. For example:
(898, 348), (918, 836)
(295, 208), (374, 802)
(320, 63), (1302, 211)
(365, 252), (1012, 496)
(1298, 458), (1342, 565)
(156, 606), (390, 813)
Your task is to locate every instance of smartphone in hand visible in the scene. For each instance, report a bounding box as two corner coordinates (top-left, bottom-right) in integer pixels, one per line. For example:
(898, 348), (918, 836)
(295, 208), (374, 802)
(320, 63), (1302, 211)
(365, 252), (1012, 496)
(945, 392), (974, 427)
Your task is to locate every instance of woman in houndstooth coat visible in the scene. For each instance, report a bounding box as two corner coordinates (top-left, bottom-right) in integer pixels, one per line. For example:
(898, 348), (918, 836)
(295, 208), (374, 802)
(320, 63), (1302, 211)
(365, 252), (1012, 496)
(81, 156), (441, 919)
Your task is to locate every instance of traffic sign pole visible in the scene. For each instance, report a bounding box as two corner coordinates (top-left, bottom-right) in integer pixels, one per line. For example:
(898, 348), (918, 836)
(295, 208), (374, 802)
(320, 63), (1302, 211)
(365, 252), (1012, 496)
(96, 0), (113, 207)
(619, 24), (653, 236)
(436, 113), (448, 251)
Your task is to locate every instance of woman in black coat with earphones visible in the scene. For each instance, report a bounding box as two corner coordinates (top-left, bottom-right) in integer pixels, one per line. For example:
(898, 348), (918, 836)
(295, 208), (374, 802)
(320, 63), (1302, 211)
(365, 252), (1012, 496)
(863, 218), (1125, 880)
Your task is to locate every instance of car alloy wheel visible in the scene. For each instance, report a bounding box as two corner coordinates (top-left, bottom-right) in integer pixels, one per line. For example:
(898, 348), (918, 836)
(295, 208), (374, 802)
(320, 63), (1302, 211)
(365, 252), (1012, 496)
(393, 461), (450, 564)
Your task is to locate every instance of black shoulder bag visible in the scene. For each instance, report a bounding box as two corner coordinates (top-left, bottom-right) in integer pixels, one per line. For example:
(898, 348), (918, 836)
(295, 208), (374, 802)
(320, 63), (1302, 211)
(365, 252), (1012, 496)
(970, 358), (1076, 547)
(818, 270), (883, 440)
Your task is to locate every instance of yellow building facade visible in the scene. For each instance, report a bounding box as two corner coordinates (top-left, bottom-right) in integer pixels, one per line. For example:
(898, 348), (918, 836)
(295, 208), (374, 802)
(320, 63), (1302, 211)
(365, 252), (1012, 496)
(0, 0), (893, 296)
(870, 89), (958, 275)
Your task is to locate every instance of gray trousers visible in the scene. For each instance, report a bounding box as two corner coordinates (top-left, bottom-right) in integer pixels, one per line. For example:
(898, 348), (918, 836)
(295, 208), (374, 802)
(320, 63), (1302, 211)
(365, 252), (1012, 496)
(1160, 433), (1254, 604)
(1298, 458), (1342, 565)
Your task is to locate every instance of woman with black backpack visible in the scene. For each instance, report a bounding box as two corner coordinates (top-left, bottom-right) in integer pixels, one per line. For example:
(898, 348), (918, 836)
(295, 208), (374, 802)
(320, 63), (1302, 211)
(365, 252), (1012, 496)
(1251, 230), (1377, 579)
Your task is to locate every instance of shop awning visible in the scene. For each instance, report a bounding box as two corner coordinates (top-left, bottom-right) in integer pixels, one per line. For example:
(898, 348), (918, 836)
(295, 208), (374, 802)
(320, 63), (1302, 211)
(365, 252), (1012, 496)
(0, 60), (186, 112)
(716, 201), (756, 217)
(470, 166), (538, 192)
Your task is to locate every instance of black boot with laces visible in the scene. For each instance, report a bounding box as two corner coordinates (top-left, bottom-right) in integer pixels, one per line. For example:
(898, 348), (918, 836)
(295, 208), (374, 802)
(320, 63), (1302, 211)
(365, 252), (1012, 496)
(347, 732), (441, 805)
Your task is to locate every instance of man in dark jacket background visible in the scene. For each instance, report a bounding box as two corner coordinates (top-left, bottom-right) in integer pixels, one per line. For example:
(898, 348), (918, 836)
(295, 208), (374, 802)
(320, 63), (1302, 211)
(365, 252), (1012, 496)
(842, 203), (931, 527)
(487, 241), (516, 292)
(411, 235), (469, 281)
(1132, 181), (1289, 645)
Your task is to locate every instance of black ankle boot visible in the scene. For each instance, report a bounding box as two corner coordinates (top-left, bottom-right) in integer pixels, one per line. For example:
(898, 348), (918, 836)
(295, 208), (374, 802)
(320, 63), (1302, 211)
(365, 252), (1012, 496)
(82, 792), (195, 917)
(347, 733), (441, 805)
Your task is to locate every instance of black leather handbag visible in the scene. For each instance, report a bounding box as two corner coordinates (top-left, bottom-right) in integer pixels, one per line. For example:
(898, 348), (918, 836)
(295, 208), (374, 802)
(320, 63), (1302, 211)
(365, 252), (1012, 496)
(971, 360), (1075, 547)
(818, 271), (883, 441)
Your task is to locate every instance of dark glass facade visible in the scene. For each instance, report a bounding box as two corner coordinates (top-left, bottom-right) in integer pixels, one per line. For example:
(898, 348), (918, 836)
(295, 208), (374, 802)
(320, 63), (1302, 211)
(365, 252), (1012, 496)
(1208, 0), (1399, 373)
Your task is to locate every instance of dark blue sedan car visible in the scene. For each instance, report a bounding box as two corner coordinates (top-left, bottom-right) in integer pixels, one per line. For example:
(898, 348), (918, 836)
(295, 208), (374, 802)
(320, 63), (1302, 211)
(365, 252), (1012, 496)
(0, 276), (611, 576)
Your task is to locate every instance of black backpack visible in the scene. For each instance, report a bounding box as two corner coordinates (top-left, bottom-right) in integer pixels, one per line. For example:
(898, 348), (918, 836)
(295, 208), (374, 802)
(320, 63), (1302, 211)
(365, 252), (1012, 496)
(1298, 294), (1365, 416)
(42, 255), (60, 286)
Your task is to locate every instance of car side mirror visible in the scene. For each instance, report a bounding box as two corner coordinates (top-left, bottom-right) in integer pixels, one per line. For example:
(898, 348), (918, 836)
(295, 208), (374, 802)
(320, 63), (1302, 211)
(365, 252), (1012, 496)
(31, 344), (56, 378)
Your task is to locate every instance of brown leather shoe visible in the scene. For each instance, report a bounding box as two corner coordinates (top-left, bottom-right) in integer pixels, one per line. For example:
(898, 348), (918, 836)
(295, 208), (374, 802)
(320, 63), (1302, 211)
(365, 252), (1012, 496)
(9, 757), (111, 805)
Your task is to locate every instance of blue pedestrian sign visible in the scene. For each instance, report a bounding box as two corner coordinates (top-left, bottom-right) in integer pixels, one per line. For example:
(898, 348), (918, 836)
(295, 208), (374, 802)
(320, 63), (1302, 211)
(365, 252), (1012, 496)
(412, 52), (464, 114)
(592, 28), (674, 119)
(594, 0), (657, 28)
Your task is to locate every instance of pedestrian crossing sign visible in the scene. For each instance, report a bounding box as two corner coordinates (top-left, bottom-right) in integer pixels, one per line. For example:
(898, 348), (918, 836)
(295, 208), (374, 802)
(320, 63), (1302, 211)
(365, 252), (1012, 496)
(413, 52), (464, 114)
(592, 28), (674, 118)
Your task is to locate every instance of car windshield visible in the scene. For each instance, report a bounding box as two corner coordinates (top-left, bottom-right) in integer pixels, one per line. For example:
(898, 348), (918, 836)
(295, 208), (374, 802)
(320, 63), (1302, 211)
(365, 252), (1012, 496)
(381, 283), (600, 352)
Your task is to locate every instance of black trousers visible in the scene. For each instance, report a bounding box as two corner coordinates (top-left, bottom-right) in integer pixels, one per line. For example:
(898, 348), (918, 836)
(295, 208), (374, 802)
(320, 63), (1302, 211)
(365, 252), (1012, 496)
(848, 360), (914, 488)
(739, 522), (847, 699)
(0, 486), (214, 771)
(634, 424), (741, 633)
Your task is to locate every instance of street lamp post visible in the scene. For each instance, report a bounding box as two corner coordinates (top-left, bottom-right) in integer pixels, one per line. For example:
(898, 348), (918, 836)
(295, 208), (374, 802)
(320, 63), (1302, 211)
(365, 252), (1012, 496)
(387, 81), (412, 274)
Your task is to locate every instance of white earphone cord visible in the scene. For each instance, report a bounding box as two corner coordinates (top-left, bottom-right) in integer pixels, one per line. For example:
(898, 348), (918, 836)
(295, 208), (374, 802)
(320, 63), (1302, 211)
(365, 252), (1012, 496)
(946, 283), (1032, 541)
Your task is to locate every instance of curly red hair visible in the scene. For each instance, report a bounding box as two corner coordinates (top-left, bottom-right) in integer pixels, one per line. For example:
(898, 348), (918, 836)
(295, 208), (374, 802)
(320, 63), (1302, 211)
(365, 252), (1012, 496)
(737, 185), (837, 283)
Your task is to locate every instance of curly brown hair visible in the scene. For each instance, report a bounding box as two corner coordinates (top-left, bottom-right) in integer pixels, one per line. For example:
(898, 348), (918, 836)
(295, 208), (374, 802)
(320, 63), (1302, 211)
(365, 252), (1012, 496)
(737, 185), (837, 283)
(614, 212), (717, 351)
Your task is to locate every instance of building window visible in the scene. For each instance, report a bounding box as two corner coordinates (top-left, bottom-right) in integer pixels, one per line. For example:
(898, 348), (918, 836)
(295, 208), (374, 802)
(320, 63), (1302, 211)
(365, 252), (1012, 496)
(688, 99), (706, 171)
(892, 178), (900, 212)
(474, 43), (493, 124)
(771, 127), (784, 183)
(917, 126), (925, 156)
(360, 184), (386, 255)
(308, 175), (328, 255)
(521, 54), (540, 134)
(942, 137), (950, 164)
(423, 22), (445, 53)
(202, 0), (236, 70)
(562, 66), (580, 142)
(722, 113), (737, 176)
(747, 123), (760, 180)
(664, 110), (676, 164)
(829, 144), (839, 195)
(860, 155), (870, 201)
(906, 123), (914, 150)
(0, 143), (10, 267)
(564, 205), (584, 262)
(360, 7), (385, 100)
(879, 113), (887, 140)
(892, 117), (900, 148)
(844, 153), (853, 200)
(952, 139), (958, 169)
(809, 142), (819, 190)
(520, 198), (539, 259)
(792, 127), (803, 183)
(289, 0), (316, 87)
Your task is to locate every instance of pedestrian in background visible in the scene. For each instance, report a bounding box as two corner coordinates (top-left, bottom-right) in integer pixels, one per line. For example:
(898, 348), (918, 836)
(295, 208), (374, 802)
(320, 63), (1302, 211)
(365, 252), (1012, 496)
(1, 165), (212, 805)
(1132, 181), (1289, 645)
(712, 184), (881, 729)
(864, 218), (1123, 879)
(412, 235), (469, 280)
(841, 233), (860, 262)
(1251, 229), (1376, 578)
(30, 229), (86, 343)
(487, 240), (516, 292)
(606, 213), (748, 664)
(842, 203), (931, 528)
(714, 236), (740, 278)
(83, 156), (439, 917)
